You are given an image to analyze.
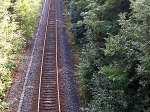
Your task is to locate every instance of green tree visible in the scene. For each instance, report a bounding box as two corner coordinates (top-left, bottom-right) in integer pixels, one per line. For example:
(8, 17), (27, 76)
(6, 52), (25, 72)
(0, 0), (42, 109)
(104, 0), (150, 111)
(63, 0), (89, 49)
(15, 0), (42, 40)
(78, 0), (131, 105)
(63, 0), (150, 111)
(0, 0), (24, 109)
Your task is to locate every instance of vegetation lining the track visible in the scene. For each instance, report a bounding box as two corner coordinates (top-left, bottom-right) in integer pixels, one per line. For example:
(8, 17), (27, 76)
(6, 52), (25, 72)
(62, 0), (150, 111)
(0, 0), (42, 110)
(63, 7), (80, 68)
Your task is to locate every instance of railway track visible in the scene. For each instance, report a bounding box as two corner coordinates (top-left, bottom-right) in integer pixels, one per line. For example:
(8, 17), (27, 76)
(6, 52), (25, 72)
(13, 0), (80, 111)
(37, 0), (60, 111)
(16, 0), (61, 111)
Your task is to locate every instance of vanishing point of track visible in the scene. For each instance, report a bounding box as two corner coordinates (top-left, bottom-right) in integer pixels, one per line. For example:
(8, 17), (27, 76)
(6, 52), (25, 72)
(17, 0), (61, 111)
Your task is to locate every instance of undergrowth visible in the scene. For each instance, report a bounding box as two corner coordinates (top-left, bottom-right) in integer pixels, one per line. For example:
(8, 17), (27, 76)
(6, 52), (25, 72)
(0, 0), (42, 110)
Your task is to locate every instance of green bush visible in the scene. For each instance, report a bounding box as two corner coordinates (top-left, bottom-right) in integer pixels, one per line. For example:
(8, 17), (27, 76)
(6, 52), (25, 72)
(63, 0), (150, 111)
(104, 1), (150, 111)
(15, 0), (42, 40)
(0, 0), (42, 110)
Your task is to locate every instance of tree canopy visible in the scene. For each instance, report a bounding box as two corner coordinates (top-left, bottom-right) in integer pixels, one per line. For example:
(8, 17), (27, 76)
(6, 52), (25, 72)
(63, 0), (150, 111)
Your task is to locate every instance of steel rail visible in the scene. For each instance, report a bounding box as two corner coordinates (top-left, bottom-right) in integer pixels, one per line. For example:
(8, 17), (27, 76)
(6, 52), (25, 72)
(37, 0), (52, 111)
(55, 0), (61, 111)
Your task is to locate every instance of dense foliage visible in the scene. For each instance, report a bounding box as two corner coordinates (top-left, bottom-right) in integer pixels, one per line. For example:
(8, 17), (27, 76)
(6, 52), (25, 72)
(63, 0), (89, 49)
(0, 0), (42, 109)
(63, 0), (150, 111)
